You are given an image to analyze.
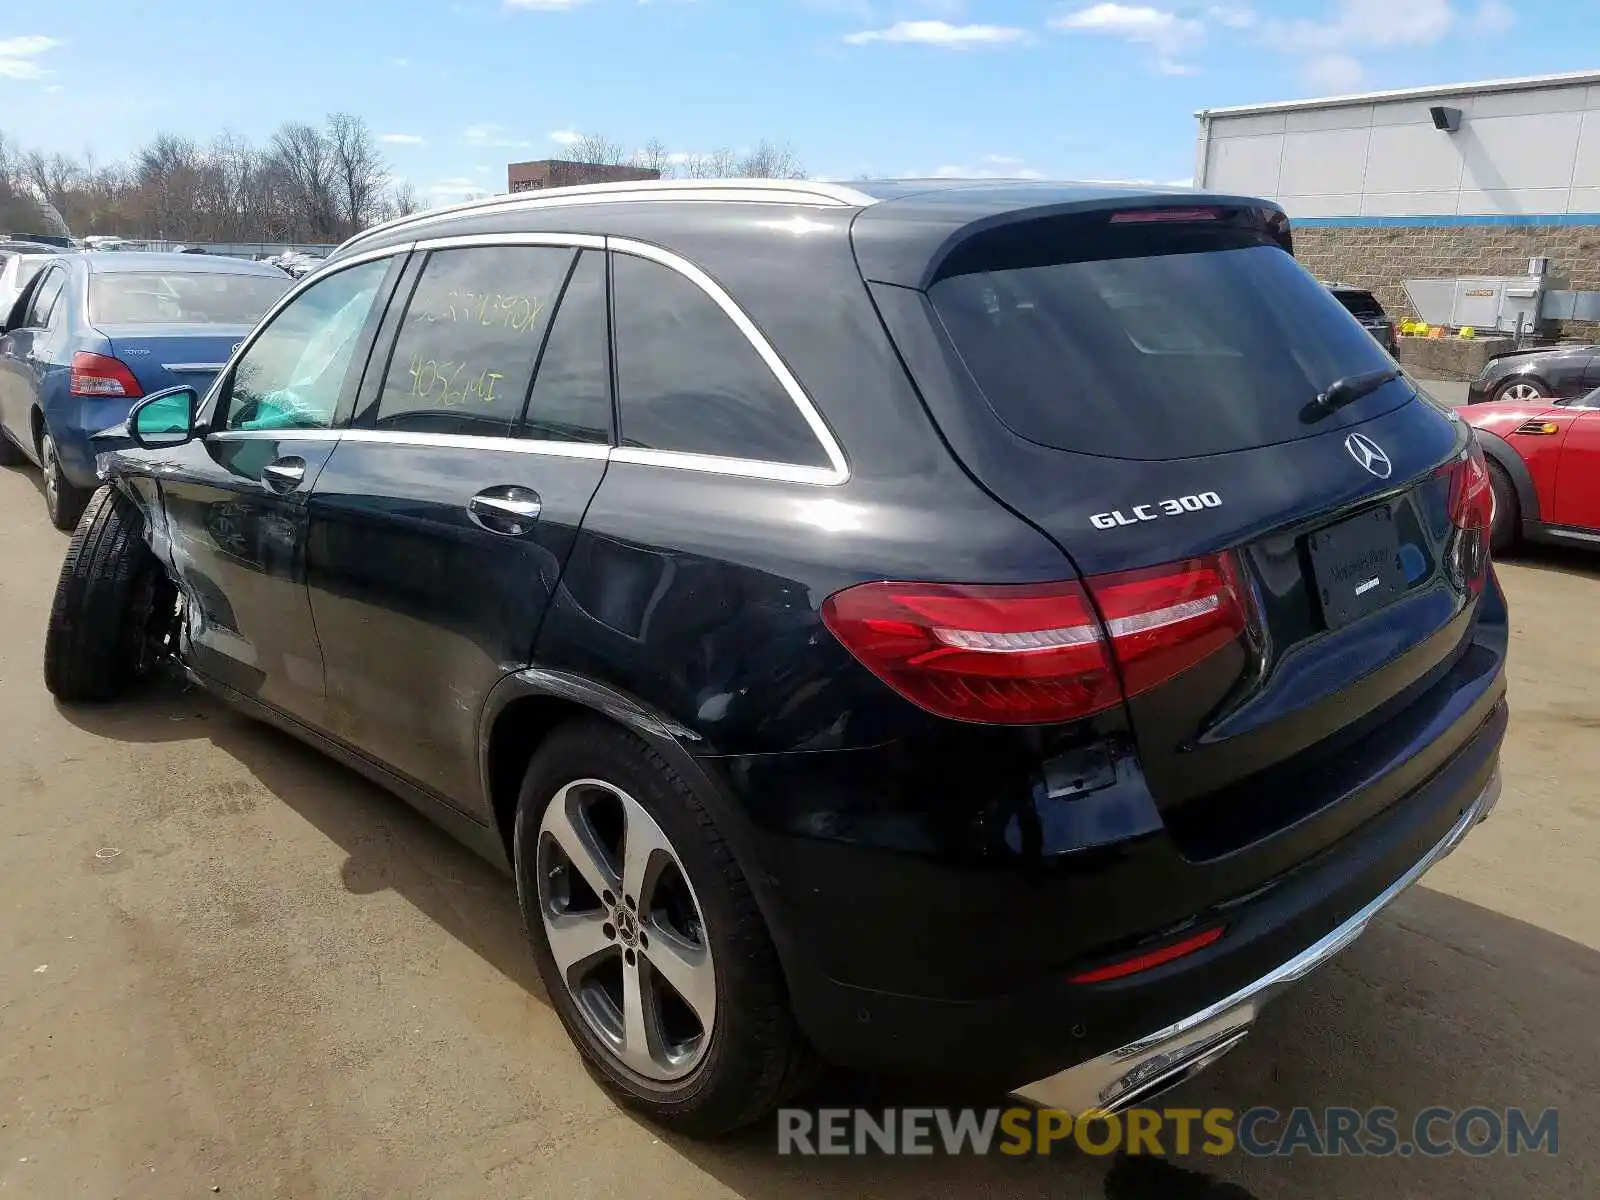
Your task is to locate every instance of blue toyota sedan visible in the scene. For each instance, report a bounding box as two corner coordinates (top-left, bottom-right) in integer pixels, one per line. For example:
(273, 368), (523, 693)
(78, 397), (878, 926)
(0, 253), (290, 528)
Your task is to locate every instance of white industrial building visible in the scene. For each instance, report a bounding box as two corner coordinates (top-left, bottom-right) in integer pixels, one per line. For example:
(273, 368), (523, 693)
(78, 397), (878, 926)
(1194, 69), (1600, 219)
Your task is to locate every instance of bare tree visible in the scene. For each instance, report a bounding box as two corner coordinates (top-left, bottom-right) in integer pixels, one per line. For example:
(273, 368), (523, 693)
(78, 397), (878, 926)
(0, 120), (808, 242)
(271, 121), (339, 240)
(568, 133), (629, 167)
(634, 138), (675, 178)
(386, 177), (421, 219)
(327, 113), (389, 237)
(737, 140), (806, 180)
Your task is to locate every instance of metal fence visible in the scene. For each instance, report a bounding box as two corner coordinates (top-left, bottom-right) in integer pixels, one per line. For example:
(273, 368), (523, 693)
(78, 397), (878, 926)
(98, 240), (342, 259)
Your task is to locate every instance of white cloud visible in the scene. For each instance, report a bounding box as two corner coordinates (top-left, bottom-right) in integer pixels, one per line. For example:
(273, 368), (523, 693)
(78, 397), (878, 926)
(1304, 51), (1365, 93)
(1475, 0), (1514, 34)
(844, 20), (1029, 48)
(1263, 0), (1454, 53)
(391, 56), (410, 68)
(0, 34), (62, 79)
(1205, 4), (1257, 28)
(1257, 0), (1505, 93)
(463, 122), (531, 148)
(549, 129), (582, 146)
(380, 132), (426, 145)
(1050, 4), (1204, 74)
(429, 177), (489, 199)
(910, 161), (1045, 180)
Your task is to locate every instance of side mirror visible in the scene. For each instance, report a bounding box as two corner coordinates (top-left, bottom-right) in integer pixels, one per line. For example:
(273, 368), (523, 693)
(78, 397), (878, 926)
(129, 386), (200, 449)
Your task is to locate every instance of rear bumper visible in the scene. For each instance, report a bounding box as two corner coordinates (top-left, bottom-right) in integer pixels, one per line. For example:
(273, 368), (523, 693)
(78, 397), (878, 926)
(736, 683), (1506, 1090)
(1017, 766), (1500, 1114)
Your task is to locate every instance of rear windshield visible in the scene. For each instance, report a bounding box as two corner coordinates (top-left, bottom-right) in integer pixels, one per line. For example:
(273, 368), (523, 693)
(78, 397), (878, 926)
(90, 271), (288, 326)
(929, 214), (1407, 460)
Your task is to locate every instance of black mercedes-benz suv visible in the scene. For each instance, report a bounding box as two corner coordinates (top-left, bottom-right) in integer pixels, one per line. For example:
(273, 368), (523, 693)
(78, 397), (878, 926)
(43, 179), (1507, 1135)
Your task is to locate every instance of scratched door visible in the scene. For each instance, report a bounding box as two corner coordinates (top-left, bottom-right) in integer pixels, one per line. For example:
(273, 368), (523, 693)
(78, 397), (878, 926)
(306, 243), (612, 817)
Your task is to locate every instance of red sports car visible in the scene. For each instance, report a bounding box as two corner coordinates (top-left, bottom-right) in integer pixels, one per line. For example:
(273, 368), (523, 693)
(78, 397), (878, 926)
(1462, 384), (1600, 552)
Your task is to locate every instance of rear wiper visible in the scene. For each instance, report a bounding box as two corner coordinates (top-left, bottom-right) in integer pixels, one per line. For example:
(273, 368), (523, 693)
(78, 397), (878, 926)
(1304, 367), (1403, 421)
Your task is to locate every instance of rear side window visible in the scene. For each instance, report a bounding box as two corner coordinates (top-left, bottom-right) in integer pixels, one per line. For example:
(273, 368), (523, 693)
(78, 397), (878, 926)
(374, 245), (574, 438)
(611, 253), (829, 467)
(520, 250), (611, 444)
(25, 267), (66, 329)
(928, 215), (1404, 460)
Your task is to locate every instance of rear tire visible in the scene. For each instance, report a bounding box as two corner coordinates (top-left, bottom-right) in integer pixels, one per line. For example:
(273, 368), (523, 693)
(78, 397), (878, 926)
(1487, 460), (1519, 555)
(513, 718), (817, 1135)
(44, 486), (176, 703)
(40, 429), (90, 532)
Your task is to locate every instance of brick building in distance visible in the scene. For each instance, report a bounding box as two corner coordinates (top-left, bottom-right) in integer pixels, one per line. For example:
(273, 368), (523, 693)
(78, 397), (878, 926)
(507, 159), (661, 194)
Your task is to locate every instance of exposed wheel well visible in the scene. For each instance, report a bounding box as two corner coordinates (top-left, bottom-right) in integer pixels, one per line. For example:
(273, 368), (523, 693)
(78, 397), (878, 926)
(30, 406), (45, 453)
(485, 694), (595, 851)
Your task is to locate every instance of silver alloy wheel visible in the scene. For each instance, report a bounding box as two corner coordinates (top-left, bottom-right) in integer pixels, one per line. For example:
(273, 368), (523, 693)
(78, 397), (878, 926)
(1501, 381), (1546, 404)
(537, 778), (717, 1082)
(41, 433), (60, 516)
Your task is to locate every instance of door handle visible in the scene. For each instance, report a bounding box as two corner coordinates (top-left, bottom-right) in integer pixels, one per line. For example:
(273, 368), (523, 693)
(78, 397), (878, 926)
(468, 487), (542, 537)
(261, 457), (307, 492)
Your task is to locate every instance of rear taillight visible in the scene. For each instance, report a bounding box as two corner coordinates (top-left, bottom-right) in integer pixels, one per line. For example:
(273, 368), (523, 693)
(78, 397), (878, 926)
(820, 554), (1247, 725)
(1441, 439), (1493, 592)
(70, 352), (144, 399)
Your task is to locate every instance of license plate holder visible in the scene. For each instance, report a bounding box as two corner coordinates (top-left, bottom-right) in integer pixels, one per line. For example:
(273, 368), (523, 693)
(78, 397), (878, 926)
(1307, 506), (1407, 630)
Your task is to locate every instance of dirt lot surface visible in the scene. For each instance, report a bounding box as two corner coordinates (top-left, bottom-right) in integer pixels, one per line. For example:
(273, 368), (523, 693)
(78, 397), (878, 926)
(1, 462), (1596, 1199)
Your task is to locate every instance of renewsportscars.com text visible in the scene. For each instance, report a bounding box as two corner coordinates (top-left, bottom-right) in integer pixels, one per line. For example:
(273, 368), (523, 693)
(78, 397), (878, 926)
(776, 1106), (1558, 1158)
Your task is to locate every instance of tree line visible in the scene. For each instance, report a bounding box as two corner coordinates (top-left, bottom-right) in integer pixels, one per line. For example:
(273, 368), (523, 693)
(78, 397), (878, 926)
(0, 114), (415, 244)
(0, 121), (809, 245)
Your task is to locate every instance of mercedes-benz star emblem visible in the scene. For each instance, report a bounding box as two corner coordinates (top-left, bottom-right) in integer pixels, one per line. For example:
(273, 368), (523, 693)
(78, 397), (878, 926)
(1344, 432), (1392, 479)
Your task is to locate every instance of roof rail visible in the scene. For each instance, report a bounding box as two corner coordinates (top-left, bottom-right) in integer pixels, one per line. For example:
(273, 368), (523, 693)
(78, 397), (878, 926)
(337, 178), (878, 257)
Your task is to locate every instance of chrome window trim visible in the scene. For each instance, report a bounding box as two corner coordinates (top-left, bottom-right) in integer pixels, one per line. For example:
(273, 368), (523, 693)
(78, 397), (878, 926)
(412, 231), (605, 252)
(338, 179), (876, 256)
(201, 244), (414, 427)
(163, 362), (226, 372)
(208, 429), (342, 443)
(608, 447), (842, 485)
(338, 428), (610, 459)
(606, 236), (850, 487)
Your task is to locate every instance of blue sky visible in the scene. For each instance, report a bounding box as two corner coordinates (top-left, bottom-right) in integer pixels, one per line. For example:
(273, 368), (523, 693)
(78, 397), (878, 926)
(2, 0), (1594, 202)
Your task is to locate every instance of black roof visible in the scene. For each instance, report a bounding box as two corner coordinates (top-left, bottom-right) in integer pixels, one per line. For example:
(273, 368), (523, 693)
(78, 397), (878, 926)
(332, 178), (1283, 292)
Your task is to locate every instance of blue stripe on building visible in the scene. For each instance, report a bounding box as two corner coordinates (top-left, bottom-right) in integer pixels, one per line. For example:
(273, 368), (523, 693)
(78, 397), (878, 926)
(1294, 213), (1600, 228)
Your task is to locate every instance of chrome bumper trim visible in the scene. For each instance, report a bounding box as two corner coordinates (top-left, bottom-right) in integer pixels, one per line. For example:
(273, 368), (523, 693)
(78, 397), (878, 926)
(1016, 767), (1501, 1116)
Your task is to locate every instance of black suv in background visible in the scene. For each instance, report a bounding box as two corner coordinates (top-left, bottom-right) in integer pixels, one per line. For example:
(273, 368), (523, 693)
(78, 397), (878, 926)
(1324, 281), (1400, 355)
(45, 180), (1506, 1134)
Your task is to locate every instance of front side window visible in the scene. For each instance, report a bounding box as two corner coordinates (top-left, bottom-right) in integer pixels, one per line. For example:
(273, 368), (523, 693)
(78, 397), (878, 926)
(25, 267), (66, 329)
(611, 253), (829, 467)
(90, 271), (288, 326)
(372, 245), (574, 438)
(222, 257), (390, 433)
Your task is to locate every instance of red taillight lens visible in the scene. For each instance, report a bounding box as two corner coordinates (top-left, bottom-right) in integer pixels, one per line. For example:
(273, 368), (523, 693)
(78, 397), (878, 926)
(70, 352), (144, 399)
(821, 554), (1247, 725)
(1085, 557), (1247, 700)
(1440, 440), (1493, 591)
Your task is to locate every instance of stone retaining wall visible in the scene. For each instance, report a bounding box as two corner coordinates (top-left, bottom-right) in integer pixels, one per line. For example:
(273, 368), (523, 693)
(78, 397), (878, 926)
(1293, 222), (1600, 341)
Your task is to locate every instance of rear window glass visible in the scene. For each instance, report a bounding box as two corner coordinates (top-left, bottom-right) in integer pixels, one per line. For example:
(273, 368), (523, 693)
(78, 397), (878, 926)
(90, 271), (288, 326)
(929, 217), (1406, 460)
